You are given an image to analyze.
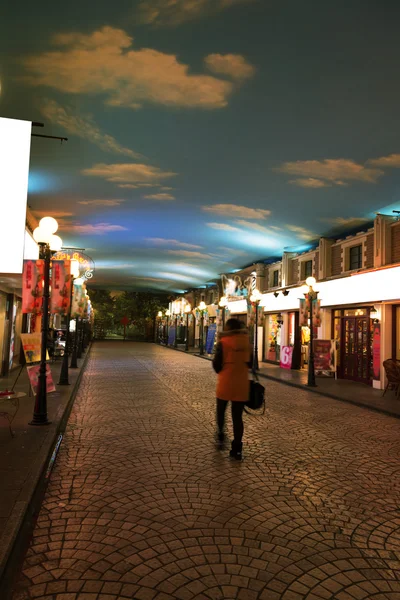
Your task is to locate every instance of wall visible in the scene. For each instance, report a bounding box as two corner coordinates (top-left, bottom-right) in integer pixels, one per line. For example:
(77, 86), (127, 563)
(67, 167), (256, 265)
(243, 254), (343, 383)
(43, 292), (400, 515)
(331, 245), (342, 276)
(391, 223), (400, 263)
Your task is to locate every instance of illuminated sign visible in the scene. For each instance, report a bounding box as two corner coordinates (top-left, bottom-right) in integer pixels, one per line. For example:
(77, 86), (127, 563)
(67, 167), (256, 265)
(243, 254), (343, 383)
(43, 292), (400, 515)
(0, 117), (32, 274)
(52, 250), (95, 281)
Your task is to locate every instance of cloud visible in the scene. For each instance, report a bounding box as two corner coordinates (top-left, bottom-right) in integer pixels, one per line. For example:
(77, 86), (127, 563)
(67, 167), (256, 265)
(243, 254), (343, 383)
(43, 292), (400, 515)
(367, 154), (400, 168)
(289, 178), (331, 188)
(118, 184), (138, 189)
(167, 250), (212, 259)
(136, 0), (252, 26)
(217, 246), (249, 256)
(203, 204), (271, 219)
(276, 159), (384, 185)
(143, 192), (176, 201)
(22, 26), (248, 110)
(68, 223), (128, 234)
(34, 210), (74, 218)
(234, 220), (276, 233)
(82, 163), (177, 186)
(205, 54), (255, 81)
(321, 216), (370, 228)
(207, 222), (240, 231)
(287, 225), (315, 240)
(78, 199), (125, 206)
(41, 99), (142, 158)
(146, 238), (203, 250)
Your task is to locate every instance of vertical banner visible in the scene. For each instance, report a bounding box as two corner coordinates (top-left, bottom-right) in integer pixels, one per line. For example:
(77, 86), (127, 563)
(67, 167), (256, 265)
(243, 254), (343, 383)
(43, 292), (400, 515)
(50, 260), (71, 315)
(372, 322), (381, 381)
(299, 298), (308, 326)
(22, 259), (44, 314)
(205, 323), (217, 354)
(257, 304), (263, 327)
(313, 299), (321, 328)
(71, 283), (85, 318)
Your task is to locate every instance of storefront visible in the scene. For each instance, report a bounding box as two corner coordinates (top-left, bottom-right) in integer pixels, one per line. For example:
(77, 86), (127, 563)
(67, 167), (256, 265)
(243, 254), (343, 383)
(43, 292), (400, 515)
(332, 307), (373, 384)
(264, 313), (282, 363)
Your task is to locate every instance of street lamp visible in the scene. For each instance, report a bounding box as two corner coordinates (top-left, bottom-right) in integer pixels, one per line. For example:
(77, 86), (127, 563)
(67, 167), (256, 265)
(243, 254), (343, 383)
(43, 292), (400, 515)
(70, 277), (84, 368)
(59, 258), (80, 385)
(219, 296), (228, 329)
(174, 307), (179, 349)
(197, 301), (207, 356)
(165, 309), (171, 345)
(157, 311), (163, 344)
(249, 289), (262, 371)
(184, 304), (191, 352)
(305, 276), (318, 387)
(30, 217), (62, 426)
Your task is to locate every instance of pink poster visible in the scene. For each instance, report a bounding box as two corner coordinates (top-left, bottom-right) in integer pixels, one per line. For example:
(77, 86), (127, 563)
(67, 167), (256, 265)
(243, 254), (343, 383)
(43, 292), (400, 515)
(373, 323), (381, 381)
(27, 364), (56, 395)
(280, 346), (293, 369)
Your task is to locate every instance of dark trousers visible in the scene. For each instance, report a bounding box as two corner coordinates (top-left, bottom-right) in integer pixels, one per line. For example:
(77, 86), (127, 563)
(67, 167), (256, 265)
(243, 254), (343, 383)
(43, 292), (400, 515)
(217, 399), (245, 444)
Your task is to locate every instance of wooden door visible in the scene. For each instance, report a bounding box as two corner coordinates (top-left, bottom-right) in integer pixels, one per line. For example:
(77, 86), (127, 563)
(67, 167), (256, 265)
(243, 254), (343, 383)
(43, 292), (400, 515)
(341, 317), (370, 383)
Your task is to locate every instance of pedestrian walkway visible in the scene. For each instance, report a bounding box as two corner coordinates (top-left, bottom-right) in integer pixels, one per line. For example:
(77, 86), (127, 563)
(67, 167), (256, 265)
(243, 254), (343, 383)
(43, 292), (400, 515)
(0, 351), (89, 585)
(9, 342), (400, 600)
(257, 362), (400, 419)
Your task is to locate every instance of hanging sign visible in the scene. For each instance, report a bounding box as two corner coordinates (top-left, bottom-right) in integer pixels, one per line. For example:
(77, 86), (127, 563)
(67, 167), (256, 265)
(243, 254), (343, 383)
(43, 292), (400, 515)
(22, 259), (44, 314)
(280, 346), (293, 369)
(205, 323), (217, 354)
(50, 260), (71, 315)
(372, 323), (381, 380)
(52, 250), (95, 281)
(314, 340), (335, 373)
(27, 364), (56, 395)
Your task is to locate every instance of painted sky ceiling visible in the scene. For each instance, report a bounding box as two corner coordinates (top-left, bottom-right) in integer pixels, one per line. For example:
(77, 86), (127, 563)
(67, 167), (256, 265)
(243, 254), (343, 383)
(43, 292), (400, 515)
(2, 0), (400, 292)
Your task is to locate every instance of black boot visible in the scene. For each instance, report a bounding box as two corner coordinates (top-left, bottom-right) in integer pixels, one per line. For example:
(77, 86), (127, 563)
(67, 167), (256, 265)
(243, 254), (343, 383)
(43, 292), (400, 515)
(229, 441), (243, 460)
(216, 431), (225, 447)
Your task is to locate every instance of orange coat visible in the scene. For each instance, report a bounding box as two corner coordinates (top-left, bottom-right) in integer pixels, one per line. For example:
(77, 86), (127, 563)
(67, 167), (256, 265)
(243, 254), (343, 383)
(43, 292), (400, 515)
(215, 330), (251, 402)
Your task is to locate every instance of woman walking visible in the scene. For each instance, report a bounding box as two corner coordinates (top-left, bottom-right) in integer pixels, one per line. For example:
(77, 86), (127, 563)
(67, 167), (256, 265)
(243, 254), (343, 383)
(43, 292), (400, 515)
(212, 318), (252, 460)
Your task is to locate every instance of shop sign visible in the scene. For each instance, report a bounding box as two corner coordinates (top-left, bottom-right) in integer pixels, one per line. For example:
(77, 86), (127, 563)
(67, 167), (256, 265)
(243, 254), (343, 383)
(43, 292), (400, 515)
(52, 250), (95, 281)
(314, 340), (335, 373)
(20, 333), (49, 363)
(221, 274), (249, 298)
(27, 364), (56, 395)
(280, 346), (293, 369)
(22, 259), (44, 314)
(205, 323), (217, 354)
(50, 260), (71, 315)
(372, 323), (381, 380)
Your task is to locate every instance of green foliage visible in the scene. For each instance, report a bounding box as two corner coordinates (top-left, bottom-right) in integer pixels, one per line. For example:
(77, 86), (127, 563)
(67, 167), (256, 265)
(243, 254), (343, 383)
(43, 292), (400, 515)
(87, 288), (169, 338)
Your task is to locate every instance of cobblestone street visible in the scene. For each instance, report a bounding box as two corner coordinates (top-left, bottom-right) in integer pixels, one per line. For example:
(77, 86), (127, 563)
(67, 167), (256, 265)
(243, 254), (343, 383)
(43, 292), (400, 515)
(11, 342), (400, 600)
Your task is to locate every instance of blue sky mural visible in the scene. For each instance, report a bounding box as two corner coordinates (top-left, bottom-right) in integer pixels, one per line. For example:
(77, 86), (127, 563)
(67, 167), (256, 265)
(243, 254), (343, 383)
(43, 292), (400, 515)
(2, 0), (400, 291)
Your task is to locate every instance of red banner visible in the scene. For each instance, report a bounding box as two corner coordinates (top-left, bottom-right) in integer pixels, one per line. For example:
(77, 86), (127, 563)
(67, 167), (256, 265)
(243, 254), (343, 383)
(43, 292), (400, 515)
(22, 260), (44, 314)
(50, 260), (71, 315)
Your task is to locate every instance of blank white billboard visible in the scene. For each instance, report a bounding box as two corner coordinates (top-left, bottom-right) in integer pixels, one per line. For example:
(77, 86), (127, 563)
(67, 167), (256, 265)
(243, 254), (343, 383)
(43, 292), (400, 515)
(0, 117), (32, 273)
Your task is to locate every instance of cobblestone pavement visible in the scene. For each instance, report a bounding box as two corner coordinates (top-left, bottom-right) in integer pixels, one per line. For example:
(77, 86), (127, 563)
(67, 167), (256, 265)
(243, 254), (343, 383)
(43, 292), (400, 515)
(11, 342), (400, 600)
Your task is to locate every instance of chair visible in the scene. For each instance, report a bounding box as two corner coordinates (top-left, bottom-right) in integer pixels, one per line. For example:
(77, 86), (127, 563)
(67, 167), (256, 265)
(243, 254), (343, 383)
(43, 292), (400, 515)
(382, 359), (400, 397)
(0, 395), (19, 437)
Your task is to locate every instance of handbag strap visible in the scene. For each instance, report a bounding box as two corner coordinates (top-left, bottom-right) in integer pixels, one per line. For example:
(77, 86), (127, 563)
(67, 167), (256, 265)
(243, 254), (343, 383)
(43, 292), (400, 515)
(251, 367), (260, 382)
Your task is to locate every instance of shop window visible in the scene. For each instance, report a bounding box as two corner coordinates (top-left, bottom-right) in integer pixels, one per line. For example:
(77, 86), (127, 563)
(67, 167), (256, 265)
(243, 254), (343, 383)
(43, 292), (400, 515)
(349, 245), (362, 270)
(266, 314), (281, 362)
(273, 270), (279, 287)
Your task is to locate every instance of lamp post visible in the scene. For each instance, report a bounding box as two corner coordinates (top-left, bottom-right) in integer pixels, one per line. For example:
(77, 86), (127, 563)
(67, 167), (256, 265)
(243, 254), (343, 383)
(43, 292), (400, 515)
(198, 301), (207, 356)
(30, 217), (62, 426)
(174, 310), (178, 349)
(305, 276), (318, 387)
(157, 311), (162, 343)
(219, 296), (228, 329)
(184, 304), (191, 352)
(249, 289), (262, 371)
(59, 259), (80, 385)
(70, 278), (84, 369)
(165, 309), (171, 345)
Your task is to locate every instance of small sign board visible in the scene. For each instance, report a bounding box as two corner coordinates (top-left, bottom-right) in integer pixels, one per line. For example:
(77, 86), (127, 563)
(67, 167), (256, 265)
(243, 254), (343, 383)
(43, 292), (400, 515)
(280, 346), (293, 370)
(20, 333), (49, 363)
(27, 364), (56, 395)
(205, 323), (217, 354)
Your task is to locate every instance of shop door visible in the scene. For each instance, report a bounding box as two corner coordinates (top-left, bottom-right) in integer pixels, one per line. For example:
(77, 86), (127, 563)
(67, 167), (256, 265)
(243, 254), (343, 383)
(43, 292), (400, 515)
(341, 317), (370, 383)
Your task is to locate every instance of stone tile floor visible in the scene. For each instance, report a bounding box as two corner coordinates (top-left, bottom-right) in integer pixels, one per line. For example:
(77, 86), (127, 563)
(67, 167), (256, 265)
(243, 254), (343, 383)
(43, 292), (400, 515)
(11, 342), (400, 600)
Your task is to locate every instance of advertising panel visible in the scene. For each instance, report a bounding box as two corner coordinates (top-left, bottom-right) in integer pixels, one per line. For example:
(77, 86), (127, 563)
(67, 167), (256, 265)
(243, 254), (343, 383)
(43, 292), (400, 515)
(50, 260), (71, 315)
(27, 364), (56, 395)
(372, 323), (381, 381)
(280, 346), (293, 370)
(205, 323), (217, 354)
(22, 260), (44, 314)
(0, 117), (32, 274)
(314, 340), (336, 373)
